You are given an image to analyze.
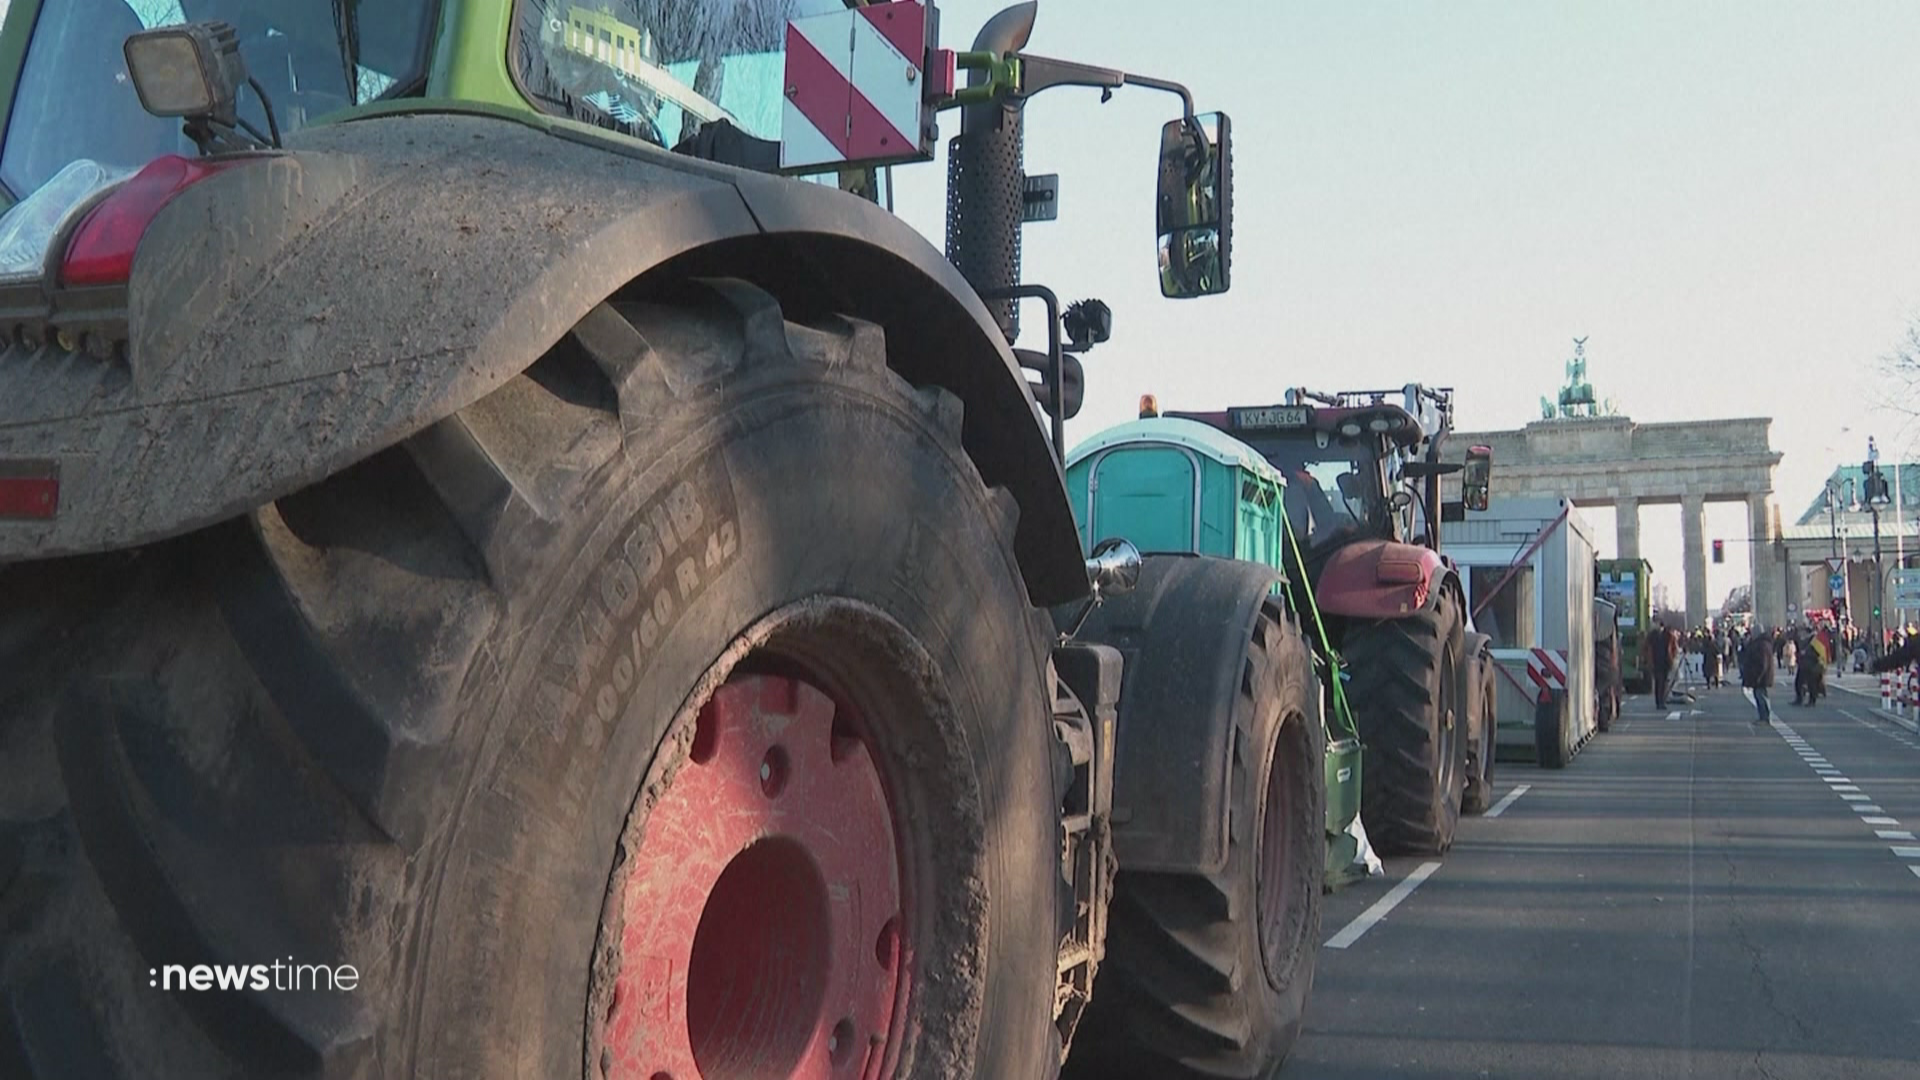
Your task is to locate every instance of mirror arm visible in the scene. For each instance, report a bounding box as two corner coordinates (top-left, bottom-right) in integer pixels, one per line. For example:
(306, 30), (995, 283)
(979, 283), (1065, 465)
(1013, 53), (1195, 116)
(1118, 72), (1196, 118)
(1012, 52), (1122, 97)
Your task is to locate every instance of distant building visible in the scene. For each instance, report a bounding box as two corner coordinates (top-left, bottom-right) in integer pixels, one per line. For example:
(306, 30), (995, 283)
(1796, 462), (1920, 527)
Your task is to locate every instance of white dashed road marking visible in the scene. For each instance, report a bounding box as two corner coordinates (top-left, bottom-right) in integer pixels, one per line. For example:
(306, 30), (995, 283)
(1325, 861), (1443, 949)
(1775, 721), (1918, 885)
(1484, 783), (1532, 819)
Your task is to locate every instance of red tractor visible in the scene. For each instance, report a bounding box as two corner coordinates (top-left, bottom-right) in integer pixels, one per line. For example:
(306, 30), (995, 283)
(1171, 387), (1498, 854)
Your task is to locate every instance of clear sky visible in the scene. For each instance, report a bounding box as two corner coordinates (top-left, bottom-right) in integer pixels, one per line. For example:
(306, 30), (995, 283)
(893, 0), (1920, 610)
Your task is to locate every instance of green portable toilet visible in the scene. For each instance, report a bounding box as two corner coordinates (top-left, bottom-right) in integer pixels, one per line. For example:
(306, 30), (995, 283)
(1064, 417), (1287, 570)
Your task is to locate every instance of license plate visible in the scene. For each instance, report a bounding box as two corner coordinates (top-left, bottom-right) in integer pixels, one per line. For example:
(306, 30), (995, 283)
(1231, 405), (1309, 429)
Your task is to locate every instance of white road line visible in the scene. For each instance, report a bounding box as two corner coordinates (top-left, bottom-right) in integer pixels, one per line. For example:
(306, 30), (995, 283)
(1864, 816), (1902, 825)
(1857, 805), (1887, 813)
(1325, 861), (1442, 949)
(1667, 710), (1683, 721)
(1841, 794), (1871, 801)
(1892, 846), (1920, 859)
(1833, 785), (1864, 793)
(1485, 783), (1533, 819)
(1911, 866), (1920, 881)
(1876, 830), (1916, 840)
(1824, 776), (1852, 783)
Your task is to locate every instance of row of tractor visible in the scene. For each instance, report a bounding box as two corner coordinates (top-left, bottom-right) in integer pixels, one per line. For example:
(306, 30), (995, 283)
(0, 2), (1611, 1078)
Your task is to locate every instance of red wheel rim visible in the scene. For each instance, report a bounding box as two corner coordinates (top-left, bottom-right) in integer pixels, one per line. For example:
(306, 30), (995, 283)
(1257, 722), (1302, 987)
(597, 673), (904, 1080)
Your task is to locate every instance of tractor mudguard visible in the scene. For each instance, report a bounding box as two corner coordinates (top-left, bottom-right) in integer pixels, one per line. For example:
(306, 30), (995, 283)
(1314, 538), (1448, 620)
(1462, 630), (1493, 745)
(0, 111), (1084, 603)
(1068, 552), (1286, 875)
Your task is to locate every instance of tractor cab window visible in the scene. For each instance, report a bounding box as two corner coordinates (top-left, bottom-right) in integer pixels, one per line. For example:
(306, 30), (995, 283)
(0, 0), (437, 201)
(1261, 438), (1380, 550)
(512, 0), (849, 150)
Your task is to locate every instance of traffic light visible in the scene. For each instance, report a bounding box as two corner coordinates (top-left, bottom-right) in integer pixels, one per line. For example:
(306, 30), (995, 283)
(1712, 539), (1724, 564)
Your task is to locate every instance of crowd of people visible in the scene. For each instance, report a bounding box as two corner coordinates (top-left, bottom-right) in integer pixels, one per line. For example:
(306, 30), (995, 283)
(1642, 618), (1856, 723)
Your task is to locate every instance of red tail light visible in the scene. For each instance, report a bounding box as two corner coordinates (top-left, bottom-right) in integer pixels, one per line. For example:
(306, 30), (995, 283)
(0, 463), (59, 520)
(61, 155), (241, 287)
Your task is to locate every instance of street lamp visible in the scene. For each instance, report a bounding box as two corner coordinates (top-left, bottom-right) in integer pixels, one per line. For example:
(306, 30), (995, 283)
(1827, 481), (1844, 559)
(1867, 443), (1893, 655)
(1826, 479), (1858, 622)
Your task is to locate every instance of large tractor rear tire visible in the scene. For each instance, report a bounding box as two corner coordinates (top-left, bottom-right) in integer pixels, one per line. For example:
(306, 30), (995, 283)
(0, 281), (1064, 1079)
(1461, 657), (1498, 815)
(1062, 601), (1325, 1080)
(1343, 589), (1468, 855)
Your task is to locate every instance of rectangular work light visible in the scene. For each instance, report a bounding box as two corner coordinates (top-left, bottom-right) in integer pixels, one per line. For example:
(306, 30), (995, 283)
(122, 21), (246, 126)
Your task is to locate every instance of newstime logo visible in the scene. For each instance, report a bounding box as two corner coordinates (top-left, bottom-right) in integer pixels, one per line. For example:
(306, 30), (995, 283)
(150, 960), (360, 992)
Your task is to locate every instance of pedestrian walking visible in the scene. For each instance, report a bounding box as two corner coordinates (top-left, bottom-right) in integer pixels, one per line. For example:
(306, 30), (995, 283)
(1794, 635), (1827, 706)
(1741, 628), (1776, 724)
(1649, 619), (1675, 710)
(1665, 623), (1685, 703)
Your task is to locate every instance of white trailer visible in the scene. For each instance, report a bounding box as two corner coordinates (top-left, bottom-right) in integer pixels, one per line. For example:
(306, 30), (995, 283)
(1446, 497), (1600, 766)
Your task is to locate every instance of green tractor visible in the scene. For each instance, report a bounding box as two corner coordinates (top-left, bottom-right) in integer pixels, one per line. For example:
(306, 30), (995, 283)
(0, 2), (1323, 1078)
(1072, 388), (1501, 861)
(1062, 417), (1372, 889)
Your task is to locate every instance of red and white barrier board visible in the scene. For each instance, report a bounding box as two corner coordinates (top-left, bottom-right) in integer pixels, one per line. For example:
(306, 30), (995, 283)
(1525, 648), (1568, 694)
(782, 1), (938, 171)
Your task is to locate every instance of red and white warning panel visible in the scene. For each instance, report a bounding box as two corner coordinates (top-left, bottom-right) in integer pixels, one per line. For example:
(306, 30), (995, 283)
(782, 1), (943, 172)
(1526, 648), (1568, 693)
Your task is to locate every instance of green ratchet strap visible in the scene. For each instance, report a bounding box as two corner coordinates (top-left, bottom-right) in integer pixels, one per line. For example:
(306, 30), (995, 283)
(1278, 486), (1357, 738)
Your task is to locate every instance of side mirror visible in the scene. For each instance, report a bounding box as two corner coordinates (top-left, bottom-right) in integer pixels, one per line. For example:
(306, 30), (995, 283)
(1156, 111), (1232, 298)
(1462, 445), (1493, 512)
(1085, 537), (1143, 597)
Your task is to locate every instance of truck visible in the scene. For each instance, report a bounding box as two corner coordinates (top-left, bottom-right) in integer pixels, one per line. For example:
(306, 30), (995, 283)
(1597, 556), (1657, 693)
(0, 2), (1322, 1078)
(1447, 497), (1600, 768)
(1150, 386), (1503, 854)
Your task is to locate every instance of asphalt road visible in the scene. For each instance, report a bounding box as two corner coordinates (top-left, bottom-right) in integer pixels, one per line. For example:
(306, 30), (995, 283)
(1286, 676), (1920, 1079)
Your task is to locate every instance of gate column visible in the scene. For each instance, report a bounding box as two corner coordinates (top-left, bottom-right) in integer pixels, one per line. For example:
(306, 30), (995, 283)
(1616, 495), (1640, 560)
(1683, 494), (1708, 628)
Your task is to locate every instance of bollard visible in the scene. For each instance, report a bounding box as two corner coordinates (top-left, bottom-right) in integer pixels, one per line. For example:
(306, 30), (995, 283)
(1884, 670), (1894, 711)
